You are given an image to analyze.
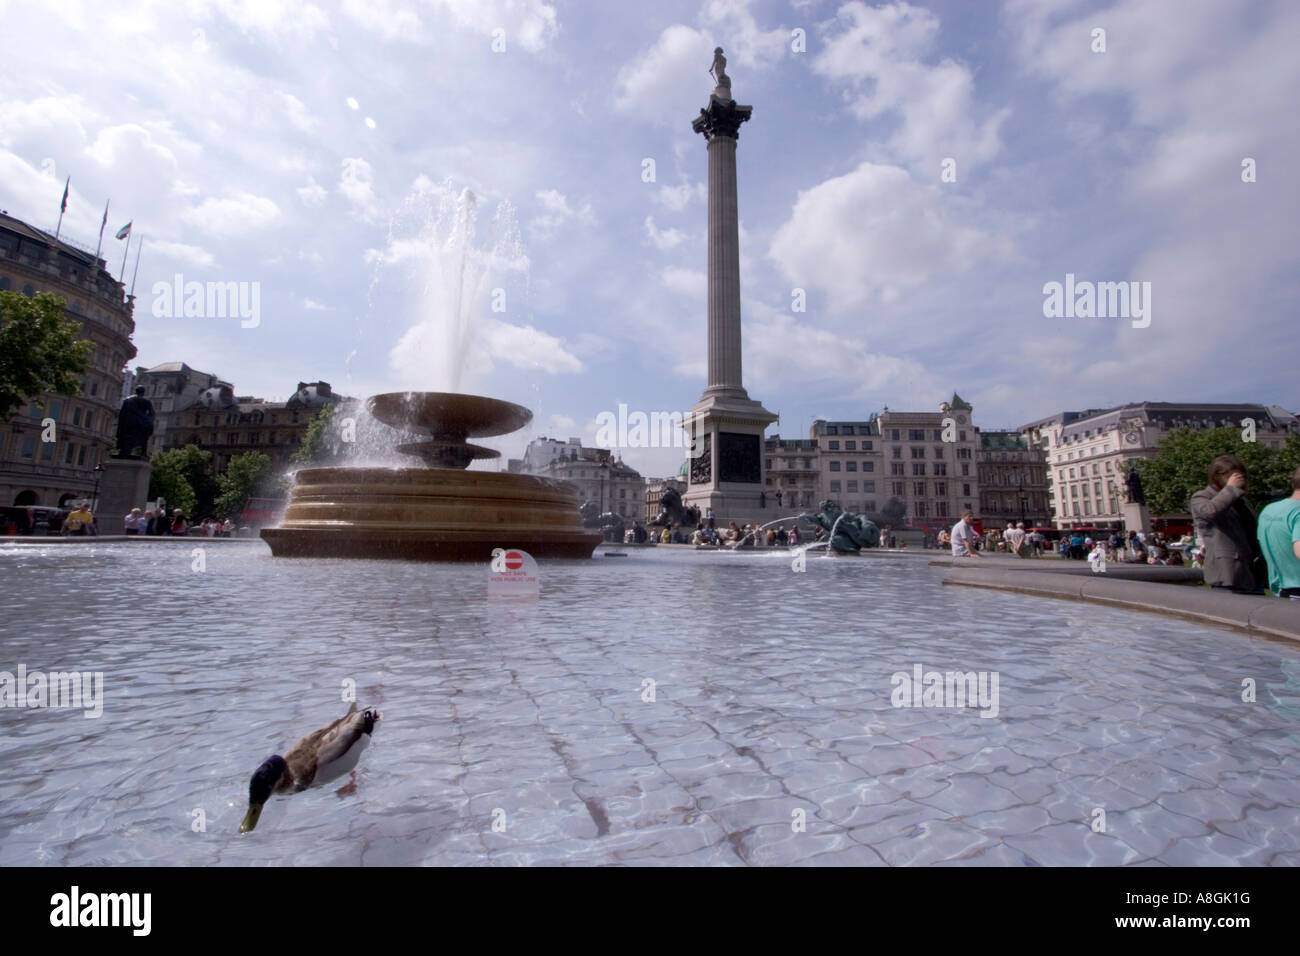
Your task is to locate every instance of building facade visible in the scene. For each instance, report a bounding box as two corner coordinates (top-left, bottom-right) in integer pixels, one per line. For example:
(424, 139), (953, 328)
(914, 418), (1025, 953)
(763, 436), (820, 513)
(977, 430), (1051, 528)
(158, 378), (339, 473)
(1022, 402), (1300, 530)
(515, 437), (645, 516)
(872, 395), (982, 533)
(0, 212), (137, 507)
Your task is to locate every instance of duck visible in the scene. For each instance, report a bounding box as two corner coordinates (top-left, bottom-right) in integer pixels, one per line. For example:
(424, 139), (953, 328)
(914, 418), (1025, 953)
(239, 702), (382, 832)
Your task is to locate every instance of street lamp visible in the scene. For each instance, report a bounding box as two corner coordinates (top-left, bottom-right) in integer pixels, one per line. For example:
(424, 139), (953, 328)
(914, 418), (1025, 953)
(91, 463), (105, 514)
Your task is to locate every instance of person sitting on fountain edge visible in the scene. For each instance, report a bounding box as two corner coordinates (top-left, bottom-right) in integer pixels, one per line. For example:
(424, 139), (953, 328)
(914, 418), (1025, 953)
(951, 511), (979, 558)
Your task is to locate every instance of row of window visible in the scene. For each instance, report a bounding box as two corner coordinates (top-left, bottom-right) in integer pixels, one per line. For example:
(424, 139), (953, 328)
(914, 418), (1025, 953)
(827, 480), (878, 494)
(826, 440), (871, 451)
(2, 435), (96, 467)
(1060, 460), (1116, 482)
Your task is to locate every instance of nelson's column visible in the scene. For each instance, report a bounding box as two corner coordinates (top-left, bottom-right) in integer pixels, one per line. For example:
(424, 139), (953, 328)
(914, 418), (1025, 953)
(682, 47), (777, 524)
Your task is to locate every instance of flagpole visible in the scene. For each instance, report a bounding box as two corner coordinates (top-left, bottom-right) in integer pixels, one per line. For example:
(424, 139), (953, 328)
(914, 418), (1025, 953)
(129, 237), (143, 299)
(120, 229), (131, 283)
(55, 176), (69, 239)
(95, 199), (110, 258)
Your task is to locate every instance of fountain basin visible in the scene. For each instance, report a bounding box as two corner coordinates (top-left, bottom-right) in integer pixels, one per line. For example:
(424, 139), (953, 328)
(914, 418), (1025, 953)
(261, 467), (601, 561)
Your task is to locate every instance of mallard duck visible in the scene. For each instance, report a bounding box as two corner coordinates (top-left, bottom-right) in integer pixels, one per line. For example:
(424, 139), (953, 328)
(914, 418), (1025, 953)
(239, 702), (382, 832)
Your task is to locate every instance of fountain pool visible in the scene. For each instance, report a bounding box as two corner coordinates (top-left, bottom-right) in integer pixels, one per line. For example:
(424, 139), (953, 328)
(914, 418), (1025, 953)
(1, 541), (1297, 865)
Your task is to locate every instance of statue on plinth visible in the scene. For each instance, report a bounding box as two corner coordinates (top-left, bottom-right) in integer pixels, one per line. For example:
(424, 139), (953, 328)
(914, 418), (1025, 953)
(1125, 465), (1145, 505)
(800, 500), (879, 554)
(114, 386), (155, 460)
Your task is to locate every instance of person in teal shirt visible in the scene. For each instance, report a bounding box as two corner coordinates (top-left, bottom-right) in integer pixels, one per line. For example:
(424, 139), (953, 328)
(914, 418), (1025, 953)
(1256, 465), (1300, 598)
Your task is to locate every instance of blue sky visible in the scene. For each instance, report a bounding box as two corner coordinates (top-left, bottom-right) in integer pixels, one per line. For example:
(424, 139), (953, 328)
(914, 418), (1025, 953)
(2, 0), (1297, 478)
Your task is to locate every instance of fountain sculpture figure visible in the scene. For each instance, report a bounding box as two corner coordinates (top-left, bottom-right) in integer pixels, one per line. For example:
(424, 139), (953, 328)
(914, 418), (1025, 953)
(800, 500), (879, 555)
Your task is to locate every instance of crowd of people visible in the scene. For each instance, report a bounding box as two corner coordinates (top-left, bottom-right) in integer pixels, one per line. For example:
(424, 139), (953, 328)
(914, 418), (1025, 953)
(52, 503), (242, 538)
(626, 518), (817, 549)
(945, 456), (1300, 599)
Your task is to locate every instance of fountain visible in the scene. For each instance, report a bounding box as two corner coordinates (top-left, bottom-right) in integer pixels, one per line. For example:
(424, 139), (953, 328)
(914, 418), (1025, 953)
(260, 391), (601, 561)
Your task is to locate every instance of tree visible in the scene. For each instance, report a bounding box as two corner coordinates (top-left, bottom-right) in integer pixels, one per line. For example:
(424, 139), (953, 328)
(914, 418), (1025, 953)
(1136, 426), (1282, 516)
(292, 403), (343, 466)
(215, 451), (273, 519)
(148, 445), (218, 517)
(0, 291), (93, 421)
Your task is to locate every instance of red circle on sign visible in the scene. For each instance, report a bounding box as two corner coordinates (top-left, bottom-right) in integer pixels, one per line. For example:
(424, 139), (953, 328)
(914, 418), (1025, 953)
(506, 551), (523, 570)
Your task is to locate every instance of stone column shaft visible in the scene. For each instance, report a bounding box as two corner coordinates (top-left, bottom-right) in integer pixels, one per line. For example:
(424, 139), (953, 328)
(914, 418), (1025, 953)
(707, 135), (744, 395)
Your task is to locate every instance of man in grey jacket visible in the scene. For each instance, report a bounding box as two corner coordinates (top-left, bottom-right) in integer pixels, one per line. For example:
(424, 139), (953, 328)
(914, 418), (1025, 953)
(1188, 454), (1266, 593)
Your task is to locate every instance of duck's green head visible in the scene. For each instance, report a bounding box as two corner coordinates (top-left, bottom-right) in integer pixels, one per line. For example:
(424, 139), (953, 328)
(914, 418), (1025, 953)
(239, 755), (288, 833)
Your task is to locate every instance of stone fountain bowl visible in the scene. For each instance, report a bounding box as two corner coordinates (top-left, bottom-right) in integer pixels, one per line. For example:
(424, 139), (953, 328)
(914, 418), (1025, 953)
(367, 391), (532, 440)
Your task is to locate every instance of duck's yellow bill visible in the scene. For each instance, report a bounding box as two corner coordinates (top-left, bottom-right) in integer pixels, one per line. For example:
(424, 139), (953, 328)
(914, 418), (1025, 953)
(239, 804), (263, 832)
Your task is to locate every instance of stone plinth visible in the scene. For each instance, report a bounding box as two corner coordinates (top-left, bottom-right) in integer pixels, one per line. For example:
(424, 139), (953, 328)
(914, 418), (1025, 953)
(97, 458), (151, 529)
(1122, 501), (1151, 533)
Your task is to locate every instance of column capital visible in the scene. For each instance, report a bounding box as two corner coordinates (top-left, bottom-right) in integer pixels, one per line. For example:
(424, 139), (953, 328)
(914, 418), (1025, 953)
(692, 95), (753, 141)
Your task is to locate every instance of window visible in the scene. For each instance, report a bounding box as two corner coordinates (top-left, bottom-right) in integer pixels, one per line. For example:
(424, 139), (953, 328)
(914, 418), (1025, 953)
(936, 501), (949, 517)
(912, 463), (926, 476)
(73, 407), (82, 426)
(961, 463), (970, 476)
(1071, 485), (1078, 498)
(829, 461), (841, 471)
(915, 501), (928, 517)
(862, 441), (872, 451)
(846, 461), (857, 472)
(90, 380), (98, 396)
(892, 447), (902, 458)
(914, 482), (926, 497)
(803, 458), (812, 469)
(891, 463), (905, 476)
(892, 482), (905, 496)
(1094, 482), (1102, 497)
(863, 462), (874, 472)
(41, 441), (54, 461)
(866, 500), (877, 512)
(78, 446), (87, 465)
(890, 429), (900, 441)
(48, 401), (62, 421)
(933, 428), (944, 441)
(1082, 484), (1090, 497)
(1104, 443), (1111, 452)
(21, 436), (36, 458)
(963, 483), (971, 496)
(846, 480), (858, 493)
(1105, 461), (1113, 472)
(911, 447), (924, 459)
(959, 431), (967, 441)
(1069, 468), (1075, 478)
(864, 480), (875, 493)
(934, 463), (947, 476)
(933, 446), (945, 459)
(1092, 464), (1100, 475)
(228, 433), (238, 445)
(830, 480), (841, 493)
(845, 440), (856, 450)
(826, 425), (838, 435)
(765, 459), (772, 470)
(935, 482), (946, 496)
(908, 429), (925, 441)
(1084, 501), (1092, 515)
(65, 444), (75, 464)
(829, 440), (840, 450)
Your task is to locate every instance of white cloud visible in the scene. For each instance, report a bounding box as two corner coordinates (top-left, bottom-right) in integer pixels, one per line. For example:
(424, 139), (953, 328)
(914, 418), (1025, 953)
(339, 157), (378, 219)
(813, 1), (1007, 169)
(769, 162), (1008, 310)
(148, 239), (216, 269)
(660, 266), (705, 299)
(529, 188), (593, 239)
(644, 215), (685, 250)
(297, 176), (327, 205)
(278, 91), (318, 133)
(426, 0), (558, 53)
(616, 24), (715, 125)
(652, 182), (705, 211)
(181, 191), (280, 236)
(303, 298), (329, 310)
(482, 318), (582, 373)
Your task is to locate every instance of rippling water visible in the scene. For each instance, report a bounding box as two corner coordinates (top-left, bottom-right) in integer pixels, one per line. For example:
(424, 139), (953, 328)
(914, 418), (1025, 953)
(1, 541), (1297, 866)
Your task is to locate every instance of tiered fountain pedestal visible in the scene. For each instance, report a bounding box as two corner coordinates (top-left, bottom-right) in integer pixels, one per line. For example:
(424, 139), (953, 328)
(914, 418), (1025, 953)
(261, 393), (601, 561)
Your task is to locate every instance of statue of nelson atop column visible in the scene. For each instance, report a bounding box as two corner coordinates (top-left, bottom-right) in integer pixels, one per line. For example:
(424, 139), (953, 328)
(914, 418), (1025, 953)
(114, 386), (156, 459)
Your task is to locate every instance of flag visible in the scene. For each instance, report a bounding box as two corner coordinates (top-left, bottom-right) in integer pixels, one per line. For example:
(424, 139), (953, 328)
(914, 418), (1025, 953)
(101, 202), (109, 230)
(60, 176), (69, 213)
(115, 221), (132, 240)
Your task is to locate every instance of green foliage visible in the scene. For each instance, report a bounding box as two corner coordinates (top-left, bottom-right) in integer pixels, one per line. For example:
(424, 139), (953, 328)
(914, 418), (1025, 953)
(1136, 426), (1291, 516)
(215, 451), (273, 519)
(148, 445), (218, 517)
(0, 291), (93, 421)
(291, 403), (341, 466)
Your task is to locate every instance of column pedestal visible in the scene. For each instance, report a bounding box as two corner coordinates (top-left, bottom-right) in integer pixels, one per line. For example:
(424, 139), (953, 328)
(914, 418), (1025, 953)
(98, 459), (152, 531)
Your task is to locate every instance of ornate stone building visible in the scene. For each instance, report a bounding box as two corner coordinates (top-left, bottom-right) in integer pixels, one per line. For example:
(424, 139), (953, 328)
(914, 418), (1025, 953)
(0, 212), (137, 507)
(764, 436), (821, 512)
(873, 394), (982, 533)
(977, 431), (1051, 527)
(1021, 402), (1300, 530)
(514, 437), (645, 517)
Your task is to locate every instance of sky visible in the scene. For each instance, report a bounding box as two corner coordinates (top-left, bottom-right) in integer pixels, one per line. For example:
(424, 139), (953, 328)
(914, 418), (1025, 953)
(2, 0), (1297, 479)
